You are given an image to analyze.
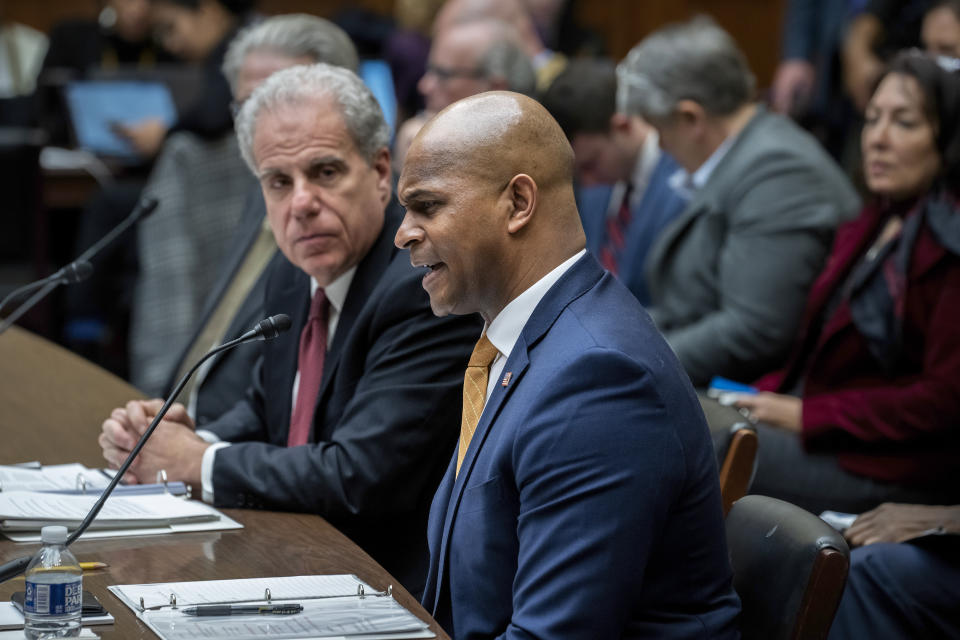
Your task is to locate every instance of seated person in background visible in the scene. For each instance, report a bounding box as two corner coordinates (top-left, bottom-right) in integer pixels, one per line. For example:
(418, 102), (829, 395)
(99, 64), (482, 594)
(392, 16), (534, 173)
(396, 91), (740, 638)
(923, 0), (960, 57)
(729, 51), (960, 515)
(541, 57), (688, 306)
(65, 0), (254, 371)
(115, 0), (255, 157)
(829, 503), (960, 640)
(158, 14), (359, 425)
(617, 16), (860, 386)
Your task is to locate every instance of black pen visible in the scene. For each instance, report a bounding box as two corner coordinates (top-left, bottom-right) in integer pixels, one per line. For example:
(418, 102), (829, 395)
(181, 603), (304, 616)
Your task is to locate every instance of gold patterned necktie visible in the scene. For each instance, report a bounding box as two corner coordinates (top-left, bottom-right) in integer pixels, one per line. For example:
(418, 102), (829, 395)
(457, 333), (500, 476)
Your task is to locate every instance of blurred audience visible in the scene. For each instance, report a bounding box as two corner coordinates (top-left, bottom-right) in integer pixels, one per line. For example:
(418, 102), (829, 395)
(392, 16), (534, 173)
(830, 503), (960, 639)
(617, 16), (859, 386)
(433, 0), (565, 92)
(130, 14), (357, 398)
(117, 0), (255, 158)
(541, 58), (687, 306)
(730, 51), (960, 514)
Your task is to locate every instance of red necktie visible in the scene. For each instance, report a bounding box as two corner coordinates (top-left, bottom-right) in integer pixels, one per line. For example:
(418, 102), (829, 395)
(599, 184), (633, 275)
(288, 289), (328, 447)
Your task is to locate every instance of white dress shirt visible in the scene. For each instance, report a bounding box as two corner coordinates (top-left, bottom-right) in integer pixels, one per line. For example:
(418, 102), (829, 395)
(482, 250), (586, 407)
(667, 130), (739, 199)
(197, 267), (356, 503)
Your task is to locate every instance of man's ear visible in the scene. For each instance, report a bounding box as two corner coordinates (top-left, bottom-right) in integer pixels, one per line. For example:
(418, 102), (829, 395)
(372, 147), (392, 206)
(609, 112), (631, 135)
(504, 174), (537, 234)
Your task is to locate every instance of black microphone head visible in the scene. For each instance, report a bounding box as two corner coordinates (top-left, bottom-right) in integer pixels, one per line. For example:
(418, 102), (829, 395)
(61, 260), (93, 284)
(135, 196), (160, 220)
(257, 314), (292, 340)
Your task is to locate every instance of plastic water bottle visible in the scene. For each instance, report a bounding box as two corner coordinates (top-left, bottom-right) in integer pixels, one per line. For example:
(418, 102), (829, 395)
(23, 525), (82, 638)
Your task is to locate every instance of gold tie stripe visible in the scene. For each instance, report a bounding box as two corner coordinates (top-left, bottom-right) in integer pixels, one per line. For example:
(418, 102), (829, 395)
(457, 334), (500, 476)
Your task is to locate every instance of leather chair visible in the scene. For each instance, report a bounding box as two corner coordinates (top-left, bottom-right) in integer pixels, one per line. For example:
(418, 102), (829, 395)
(700, 394), (759, 515)
(726, 495), (850, 640)
(714, 422), (758, 516)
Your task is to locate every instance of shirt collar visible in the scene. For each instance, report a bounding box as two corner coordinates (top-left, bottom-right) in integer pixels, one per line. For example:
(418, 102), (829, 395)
(310, 265), (356, 315)
(667, 127), (740, 198)
(484, 249), (586, 360)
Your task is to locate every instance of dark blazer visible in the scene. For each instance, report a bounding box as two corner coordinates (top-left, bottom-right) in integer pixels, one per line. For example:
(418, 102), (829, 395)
(755, 202), (960, 486)
(646, 107), (860, 386)
(424, 253), (740, 639)
(164, 187), (272, 426)
(204, 209), (482, 594)
(577, 152), (687, 306)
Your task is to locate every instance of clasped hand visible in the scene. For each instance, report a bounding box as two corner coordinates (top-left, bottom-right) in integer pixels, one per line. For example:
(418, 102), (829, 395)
(99, 399), (208, 487)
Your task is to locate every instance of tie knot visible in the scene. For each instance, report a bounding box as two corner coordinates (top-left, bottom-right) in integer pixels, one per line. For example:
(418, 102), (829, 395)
(309, 288), (328, 321)
(468, 334), (499, 367)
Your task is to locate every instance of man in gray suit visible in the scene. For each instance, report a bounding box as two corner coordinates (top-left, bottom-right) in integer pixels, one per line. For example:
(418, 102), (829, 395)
(617, 16), (860, 386)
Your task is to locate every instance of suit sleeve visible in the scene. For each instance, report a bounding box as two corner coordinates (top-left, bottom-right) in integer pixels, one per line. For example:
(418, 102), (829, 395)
(663, 151), (855, 386)
(802, 268), (960, 444)
(209, 271), (479, 516)
(499, 349), (687, 639)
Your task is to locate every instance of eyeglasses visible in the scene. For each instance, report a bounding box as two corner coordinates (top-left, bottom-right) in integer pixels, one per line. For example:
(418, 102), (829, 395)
(424, 63), (485, 82)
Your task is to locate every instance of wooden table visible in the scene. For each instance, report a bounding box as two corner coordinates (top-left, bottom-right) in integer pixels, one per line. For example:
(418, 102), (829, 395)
(0, 327), (448, 638)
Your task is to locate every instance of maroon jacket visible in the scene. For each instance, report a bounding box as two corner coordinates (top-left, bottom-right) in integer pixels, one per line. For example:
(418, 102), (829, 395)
(755, 201), (960, 485)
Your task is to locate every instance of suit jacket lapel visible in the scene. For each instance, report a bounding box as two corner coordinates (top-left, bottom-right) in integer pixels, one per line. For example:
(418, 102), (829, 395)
(314, 208), (401, 418)
(429, 253), (605, 614)
(267, 257), (309, 438)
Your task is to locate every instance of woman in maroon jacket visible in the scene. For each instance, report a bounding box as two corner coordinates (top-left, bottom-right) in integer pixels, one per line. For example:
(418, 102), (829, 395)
(730, 51), (960, 514)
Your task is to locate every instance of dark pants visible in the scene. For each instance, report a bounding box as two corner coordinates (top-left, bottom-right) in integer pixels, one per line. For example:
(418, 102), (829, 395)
(829, 540), (960, 640)
(749, 423), (955, 514)
(699, 394), (955, 514)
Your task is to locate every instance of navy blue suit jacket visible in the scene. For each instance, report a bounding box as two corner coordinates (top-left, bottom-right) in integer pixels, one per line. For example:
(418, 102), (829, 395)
(203, 209), (482, 594)
(577, 152), (687, 306)
(424, 253), (741, 638)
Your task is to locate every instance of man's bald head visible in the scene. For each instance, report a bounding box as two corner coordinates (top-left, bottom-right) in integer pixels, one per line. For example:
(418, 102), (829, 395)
(396, 91), (585, 322)
(413, 91), (574, 197)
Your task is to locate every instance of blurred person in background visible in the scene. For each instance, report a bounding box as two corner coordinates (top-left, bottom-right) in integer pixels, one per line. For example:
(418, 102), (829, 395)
(729, 51), (960, 515)
(769, 0), (854, 159)
(541, 57), (687, 306)
(922, 0), (960, 56)
(392, 16), (534, 173)
(617, 16), (859, 387)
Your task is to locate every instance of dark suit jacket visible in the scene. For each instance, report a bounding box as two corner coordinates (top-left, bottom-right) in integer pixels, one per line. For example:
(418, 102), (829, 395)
(577, 152), (687, 306)
(164, 186), (272, 425)
(646, 107), (860, 386)
(424, 254), (740, 639)
(204, 209), (482, 594)
(755, 202), (960, 486)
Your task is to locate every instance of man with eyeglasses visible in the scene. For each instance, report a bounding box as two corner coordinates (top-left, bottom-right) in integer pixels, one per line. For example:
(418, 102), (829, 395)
(393, 18), (535, 172)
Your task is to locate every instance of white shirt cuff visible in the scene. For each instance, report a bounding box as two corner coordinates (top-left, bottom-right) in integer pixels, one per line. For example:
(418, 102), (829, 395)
(200, 441), (231, 504)
(195, 429), (222, 444)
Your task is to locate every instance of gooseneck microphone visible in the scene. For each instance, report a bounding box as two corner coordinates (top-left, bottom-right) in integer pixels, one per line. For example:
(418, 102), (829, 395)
(0, 314), (291, 583)
(0, 196), (159, 336)
(0, 261), (94, 315)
